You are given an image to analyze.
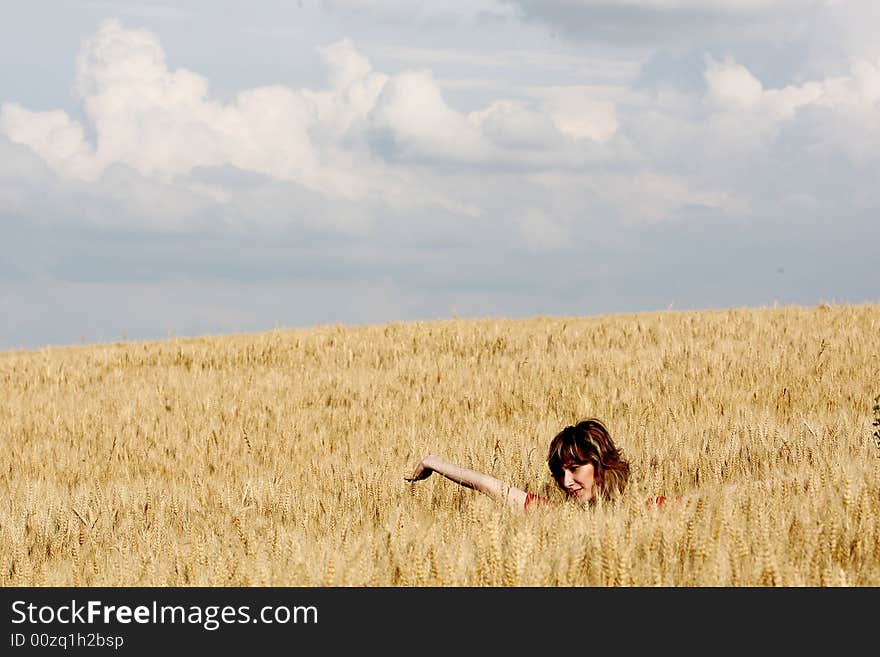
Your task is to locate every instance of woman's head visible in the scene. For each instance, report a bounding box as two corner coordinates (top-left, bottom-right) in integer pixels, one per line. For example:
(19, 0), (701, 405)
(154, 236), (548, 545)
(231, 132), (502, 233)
(547, 418), (630, 504)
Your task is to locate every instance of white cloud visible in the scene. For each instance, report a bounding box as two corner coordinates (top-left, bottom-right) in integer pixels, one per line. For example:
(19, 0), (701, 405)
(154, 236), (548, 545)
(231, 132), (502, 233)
(704, 55), (825, 120)
(0, 104), (97, 180)
(322, 0), (515, 22)
(817, 57), (880, 109)
(537, 87), (619, 142)
(366, 70), (490, 162)
(2, 14), (879, 245)
(703, 54), (880, 124)
(3, 21), (382, 198)
(704, 57), (764, 109)
(1, 18), (606, 213)
(468, 100), (562, 149)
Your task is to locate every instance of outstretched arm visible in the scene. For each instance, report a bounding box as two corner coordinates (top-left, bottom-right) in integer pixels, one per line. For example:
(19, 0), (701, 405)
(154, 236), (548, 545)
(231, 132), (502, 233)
(405, 455), (529, 511)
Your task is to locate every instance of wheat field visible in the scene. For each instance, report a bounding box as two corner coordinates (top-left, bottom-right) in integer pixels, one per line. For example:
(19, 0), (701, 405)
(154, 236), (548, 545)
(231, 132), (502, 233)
(2, 303), (878, 586)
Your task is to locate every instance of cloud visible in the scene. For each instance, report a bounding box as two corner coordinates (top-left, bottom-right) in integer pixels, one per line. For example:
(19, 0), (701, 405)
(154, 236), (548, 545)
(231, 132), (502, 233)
(2, 21), (383, 198)
(2, 8), (879, 351)
(1, 19), (616, 214)
(701, 54), (880, 137)
(0, 136), (54, 214)
(321, 0), (516, 23)
(704, 56), (764, 108)
(366, 70), (490, 162)
(2, 17), (879, 251)
(537, 88), (619, 142)
(0, 104), (97, 180)
(703, 55), (827, 123)
(468, 100), (563, 149)
(506, 0), (828, 46)
(0, 17), (635, 246)
(534, 0), (804, 9)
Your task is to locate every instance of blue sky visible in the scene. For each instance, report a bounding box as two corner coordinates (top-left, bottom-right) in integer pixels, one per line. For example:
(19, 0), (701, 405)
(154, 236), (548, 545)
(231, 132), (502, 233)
(1, 1), (878, 351)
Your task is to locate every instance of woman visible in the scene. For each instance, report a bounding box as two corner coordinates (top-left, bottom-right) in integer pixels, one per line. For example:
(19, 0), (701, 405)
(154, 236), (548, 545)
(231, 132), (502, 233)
(406, 418), (639, 511)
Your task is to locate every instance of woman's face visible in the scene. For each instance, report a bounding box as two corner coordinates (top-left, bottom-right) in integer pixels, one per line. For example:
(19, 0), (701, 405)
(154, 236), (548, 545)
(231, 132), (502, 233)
(561, 461), (599, 504)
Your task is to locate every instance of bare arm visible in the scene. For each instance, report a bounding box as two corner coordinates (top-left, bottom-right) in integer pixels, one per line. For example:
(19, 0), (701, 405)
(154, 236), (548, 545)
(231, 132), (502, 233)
(405, 455), (529, 511)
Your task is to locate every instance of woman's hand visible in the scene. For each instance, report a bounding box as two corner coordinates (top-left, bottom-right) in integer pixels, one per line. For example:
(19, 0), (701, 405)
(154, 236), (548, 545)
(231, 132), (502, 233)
(404, 456), (436, 482)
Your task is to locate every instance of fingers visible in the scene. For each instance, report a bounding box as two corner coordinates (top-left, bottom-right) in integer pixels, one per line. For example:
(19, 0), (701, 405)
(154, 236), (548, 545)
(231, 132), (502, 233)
(405, 466), (428, 482)
(405, 458), (432, 482)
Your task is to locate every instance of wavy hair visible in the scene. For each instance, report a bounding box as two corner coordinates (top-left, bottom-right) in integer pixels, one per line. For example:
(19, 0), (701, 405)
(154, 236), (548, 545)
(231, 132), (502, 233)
(546, 418), (630, 501)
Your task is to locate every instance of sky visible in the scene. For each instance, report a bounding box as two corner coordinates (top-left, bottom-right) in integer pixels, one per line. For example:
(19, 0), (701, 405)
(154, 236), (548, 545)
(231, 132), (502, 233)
(1, 0), (878, 351)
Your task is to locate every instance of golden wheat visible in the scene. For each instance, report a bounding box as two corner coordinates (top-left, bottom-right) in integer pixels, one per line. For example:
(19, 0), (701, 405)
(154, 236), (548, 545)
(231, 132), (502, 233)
(1, 303), (878, 585)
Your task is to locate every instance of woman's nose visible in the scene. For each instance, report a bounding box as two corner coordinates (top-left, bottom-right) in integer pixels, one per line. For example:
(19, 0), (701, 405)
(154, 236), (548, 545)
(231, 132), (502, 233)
(563, 470), (574, 487)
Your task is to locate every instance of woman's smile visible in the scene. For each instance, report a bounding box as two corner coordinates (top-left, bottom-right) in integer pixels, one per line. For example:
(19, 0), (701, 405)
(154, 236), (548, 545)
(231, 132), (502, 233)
(561, 461), (598, 502)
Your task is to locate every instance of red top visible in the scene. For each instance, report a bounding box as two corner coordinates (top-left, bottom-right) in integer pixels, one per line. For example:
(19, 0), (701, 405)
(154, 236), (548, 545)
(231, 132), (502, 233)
(523, 492), (553, 509)
(524, 493), (667, 509)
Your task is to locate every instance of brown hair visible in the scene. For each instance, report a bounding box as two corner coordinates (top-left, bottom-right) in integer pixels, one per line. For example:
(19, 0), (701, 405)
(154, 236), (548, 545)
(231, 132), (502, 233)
(547, 418), (630, 501)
